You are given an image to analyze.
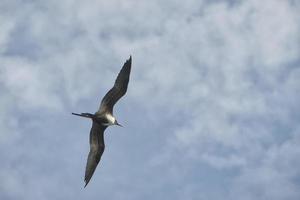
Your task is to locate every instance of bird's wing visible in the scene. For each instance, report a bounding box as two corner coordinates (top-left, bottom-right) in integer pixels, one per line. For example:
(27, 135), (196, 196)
(98, 56), (132, 114)
(84, 122), (106, 187)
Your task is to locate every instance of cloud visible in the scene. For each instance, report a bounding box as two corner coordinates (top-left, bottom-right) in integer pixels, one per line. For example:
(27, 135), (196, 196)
(0, 0), (299, 200)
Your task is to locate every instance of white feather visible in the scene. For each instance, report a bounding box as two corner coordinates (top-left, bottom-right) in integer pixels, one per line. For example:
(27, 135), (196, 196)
(105, 113), (116, 125)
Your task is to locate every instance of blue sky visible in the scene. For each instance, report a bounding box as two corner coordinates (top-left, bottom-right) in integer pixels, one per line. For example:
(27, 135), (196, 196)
(0, 0), (300, 199)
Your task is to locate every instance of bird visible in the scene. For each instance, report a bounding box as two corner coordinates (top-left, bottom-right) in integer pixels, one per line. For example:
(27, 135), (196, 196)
(72, 56), (132, 187)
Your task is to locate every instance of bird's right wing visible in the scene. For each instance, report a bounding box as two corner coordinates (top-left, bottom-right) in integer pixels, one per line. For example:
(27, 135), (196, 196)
(84, 122), (106, 187)
(98, 56), (132, 114)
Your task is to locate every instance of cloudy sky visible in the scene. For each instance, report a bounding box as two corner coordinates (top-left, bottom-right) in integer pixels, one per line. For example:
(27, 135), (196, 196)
(1, 0), (300, 199)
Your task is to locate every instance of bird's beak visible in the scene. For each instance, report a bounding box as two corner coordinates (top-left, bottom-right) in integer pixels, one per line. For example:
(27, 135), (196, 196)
(115, 121), (123, 127)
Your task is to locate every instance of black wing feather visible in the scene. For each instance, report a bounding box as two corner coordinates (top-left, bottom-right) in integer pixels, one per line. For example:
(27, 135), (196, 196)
(98, 56), (132, 114)
(84, 122), (106, 187)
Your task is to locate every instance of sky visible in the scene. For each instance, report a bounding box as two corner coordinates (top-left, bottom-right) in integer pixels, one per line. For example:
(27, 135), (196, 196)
(0, 0), (300, 199)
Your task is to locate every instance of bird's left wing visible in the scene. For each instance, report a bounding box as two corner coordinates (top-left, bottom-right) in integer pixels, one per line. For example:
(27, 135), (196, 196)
(98, 56), (132, 114)
(84, 122), (106, 187)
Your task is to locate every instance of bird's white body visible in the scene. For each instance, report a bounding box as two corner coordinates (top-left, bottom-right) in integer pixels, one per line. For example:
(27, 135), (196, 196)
(104, 113), (116, 126)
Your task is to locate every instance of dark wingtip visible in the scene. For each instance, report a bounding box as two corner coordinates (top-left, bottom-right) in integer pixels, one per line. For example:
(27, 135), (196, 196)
(84, 179), (89, 188)
(122, 56), (132, 69)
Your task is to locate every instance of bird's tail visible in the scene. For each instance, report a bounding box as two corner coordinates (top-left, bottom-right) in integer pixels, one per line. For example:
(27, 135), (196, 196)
(72, 112), (94, 119)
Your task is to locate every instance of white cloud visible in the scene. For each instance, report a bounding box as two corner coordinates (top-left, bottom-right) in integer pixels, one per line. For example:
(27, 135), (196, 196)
(0, 0), (299, 199)
(0, 58), (63, 111)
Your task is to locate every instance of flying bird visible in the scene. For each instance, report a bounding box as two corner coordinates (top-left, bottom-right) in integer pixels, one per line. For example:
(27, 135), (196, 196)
(72, 56), (132, 187)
